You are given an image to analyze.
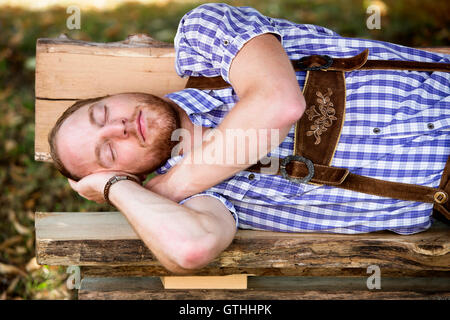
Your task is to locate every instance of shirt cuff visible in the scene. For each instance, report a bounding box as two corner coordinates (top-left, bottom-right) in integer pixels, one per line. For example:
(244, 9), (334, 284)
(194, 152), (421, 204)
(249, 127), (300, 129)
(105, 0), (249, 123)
(179, 191), (239, 229)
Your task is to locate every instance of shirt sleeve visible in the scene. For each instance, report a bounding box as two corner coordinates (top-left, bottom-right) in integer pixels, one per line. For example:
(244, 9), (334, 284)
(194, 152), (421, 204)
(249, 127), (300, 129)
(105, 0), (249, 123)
(174, 3), (283, 83)
(179, 191), (239, 229)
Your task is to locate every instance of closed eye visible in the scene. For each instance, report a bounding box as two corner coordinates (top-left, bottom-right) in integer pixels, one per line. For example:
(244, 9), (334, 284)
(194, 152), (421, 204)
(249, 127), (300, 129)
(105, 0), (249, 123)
(109, 143), (115, 161)
(103, 105), (108, 125)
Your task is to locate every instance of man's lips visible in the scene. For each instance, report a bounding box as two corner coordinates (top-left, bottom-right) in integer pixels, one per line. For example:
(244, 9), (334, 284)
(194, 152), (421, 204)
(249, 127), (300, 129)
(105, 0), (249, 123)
(137, 110), (146, 142)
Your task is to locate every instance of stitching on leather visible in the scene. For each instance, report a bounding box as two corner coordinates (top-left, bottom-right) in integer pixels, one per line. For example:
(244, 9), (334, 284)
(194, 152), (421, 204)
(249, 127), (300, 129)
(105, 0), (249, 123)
(305, 88), (337, 145)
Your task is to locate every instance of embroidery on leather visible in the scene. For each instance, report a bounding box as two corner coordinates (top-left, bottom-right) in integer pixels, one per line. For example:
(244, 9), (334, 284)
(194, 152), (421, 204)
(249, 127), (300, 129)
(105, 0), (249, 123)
(305, 88), (337, 145)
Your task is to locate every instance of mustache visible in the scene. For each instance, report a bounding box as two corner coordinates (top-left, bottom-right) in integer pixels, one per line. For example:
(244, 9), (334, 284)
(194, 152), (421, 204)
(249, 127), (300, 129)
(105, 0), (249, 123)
(117, 105), (145, 148)
(131, 100), (180, 151)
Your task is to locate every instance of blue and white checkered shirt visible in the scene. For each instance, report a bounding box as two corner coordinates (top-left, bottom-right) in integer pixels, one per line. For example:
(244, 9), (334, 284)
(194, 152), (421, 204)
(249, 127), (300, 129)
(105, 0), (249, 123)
(157, 3), (450, 234)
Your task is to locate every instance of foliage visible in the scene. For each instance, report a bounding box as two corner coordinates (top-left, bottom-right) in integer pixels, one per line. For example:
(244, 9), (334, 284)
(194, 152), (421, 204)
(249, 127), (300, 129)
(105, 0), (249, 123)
(0, 0), (448, 300)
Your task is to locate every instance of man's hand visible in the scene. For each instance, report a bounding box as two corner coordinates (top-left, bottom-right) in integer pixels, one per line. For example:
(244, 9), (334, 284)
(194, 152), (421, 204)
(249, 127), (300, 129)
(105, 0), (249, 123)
(68, 171), (140, 203)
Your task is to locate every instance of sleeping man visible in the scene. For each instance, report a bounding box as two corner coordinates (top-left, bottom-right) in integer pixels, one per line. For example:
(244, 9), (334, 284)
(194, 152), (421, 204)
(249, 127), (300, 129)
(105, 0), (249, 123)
(49, 3), (450, 273)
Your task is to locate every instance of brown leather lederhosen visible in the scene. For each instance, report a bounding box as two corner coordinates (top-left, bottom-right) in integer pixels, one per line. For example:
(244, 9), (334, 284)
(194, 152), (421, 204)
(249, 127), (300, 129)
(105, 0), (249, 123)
(183, 49), (450, 221)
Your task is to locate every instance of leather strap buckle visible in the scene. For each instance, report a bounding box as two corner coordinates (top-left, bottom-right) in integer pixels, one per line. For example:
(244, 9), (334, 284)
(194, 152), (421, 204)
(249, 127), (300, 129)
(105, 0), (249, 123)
(280, 155), (315, 184)
(434, 191), (448, 204)
(296, 55), (333, 71)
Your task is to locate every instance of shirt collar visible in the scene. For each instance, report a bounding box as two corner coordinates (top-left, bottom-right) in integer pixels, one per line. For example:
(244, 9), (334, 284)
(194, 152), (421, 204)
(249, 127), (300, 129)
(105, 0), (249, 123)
(165, 88), (225, 127)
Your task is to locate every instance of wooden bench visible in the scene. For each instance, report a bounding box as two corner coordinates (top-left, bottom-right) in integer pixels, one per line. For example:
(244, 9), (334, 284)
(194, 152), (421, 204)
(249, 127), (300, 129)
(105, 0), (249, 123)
(34, 34), (450, 300)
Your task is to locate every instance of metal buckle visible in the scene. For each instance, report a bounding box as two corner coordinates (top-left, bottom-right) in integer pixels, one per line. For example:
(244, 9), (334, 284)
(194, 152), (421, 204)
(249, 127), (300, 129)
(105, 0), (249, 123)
(296, 55), (333, 71)
(434, 191), (448, 204)
(280, 155), (315, 184)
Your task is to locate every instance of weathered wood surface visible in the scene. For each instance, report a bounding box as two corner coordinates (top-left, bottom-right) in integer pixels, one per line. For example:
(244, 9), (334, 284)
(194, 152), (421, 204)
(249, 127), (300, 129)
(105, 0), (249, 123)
(34, 34), (450, 162)
(160, 274), (249, 289)
(36, 212), (450, 274)
(78, 276), (450, 300)
(81, 265), (450, 278)
(35, 34), (181, 99)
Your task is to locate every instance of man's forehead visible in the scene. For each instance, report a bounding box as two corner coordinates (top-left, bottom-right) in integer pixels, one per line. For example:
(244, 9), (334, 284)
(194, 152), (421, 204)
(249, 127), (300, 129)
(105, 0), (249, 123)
(105, 93), (140, 103)
(71, 94), (135, 118)
(56, 109), (97, 176)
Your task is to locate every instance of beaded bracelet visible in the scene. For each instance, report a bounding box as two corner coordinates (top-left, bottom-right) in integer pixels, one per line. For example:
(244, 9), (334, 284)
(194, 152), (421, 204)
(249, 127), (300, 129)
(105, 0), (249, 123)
(103, 175), (140, 205)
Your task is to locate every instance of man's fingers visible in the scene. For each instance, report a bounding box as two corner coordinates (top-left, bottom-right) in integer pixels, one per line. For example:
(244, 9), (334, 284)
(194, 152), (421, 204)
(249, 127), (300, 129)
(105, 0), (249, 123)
(68, 179), (78, 191)
(144, 179), (153, 188)
(128, 173), (143, 185)
(144, 179), (158, 191)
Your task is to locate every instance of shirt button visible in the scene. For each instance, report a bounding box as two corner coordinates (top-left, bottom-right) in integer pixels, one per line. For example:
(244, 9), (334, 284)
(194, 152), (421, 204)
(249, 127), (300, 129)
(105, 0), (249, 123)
(427, 123), (435, 130)
(373, 128), (381, 134)
(223, 39), (229, 46)
(248, 173), (255, 180)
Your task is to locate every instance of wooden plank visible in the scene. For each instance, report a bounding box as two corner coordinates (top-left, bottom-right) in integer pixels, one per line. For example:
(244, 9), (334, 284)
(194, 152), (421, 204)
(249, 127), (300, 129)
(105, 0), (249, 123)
(36, 35), (174, 55)
(160, 274), (249, 289)
(35, 211), (139, 240)
(420, 47), (450, 54)
(78, 276), (450, 300)
(35, 35), (183, 100)
(35, 100), (75, 162)
(36, 52), (186, 99)
(80, 265), (450, 278)
(36, 212), (450, 272)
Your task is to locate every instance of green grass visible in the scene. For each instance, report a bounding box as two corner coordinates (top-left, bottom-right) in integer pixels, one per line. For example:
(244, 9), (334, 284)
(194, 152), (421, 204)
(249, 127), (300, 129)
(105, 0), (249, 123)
(0, 0), (448, 300)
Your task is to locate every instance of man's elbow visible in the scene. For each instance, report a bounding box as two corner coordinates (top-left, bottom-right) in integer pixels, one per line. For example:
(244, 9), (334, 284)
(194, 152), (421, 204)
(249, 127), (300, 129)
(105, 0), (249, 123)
(169, 234), (221, 273)
(281, 95), (306, 126)
(265, 92), (305, 128)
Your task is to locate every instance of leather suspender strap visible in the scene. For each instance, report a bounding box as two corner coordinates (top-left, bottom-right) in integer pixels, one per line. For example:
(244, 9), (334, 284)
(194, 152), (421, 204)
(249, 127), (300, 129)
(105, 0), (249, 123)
(246, 157), (450, 206)
(293, 70), (345, 166)
(183, 49), (450, 219)
(184, 49), (450, 90)
(294, 49), (450, 73)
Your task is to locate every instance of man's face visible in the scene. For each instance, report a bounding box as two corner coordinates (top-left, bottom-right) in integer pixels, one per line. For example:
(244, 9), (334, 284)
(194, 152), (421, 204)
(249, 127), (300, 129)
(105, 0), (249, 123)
(56, 93), (178, 179)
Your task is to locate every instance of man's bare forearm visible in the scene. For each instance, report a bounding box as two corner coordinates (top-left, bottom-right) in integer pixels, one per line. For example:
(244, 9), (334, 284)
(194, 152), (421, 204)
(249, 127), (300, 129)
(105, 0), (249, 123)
(108, 180), (231, 273)
(167, 96), (295, 199)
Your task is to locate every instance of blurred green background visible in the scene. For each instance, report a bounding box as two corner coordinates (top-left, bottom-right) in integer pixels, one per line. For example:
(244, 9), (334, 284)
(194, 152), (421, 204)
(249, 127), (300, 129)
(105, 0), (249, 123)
(0, 0), (449, 300)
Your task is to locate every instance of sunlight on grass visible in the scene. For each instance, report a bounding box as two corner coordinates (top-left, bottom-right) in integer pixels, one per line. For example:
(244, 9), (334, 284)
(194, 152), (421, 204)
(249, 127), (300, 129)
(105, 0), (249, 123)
(0, 0), (194, 11)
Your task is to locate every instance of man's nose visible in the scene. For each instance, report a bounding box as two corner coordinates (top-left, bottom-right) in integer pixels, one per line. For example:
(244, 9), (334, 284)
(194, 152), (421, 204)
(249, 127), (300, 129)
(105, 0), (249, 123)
(101, 118), (135, 139)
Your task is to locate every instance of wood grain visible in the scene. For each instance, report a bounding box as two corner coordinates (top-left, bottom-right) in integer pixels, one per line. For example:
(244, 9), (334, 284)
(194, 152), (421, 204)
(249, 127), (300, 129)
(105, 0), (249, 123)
(80, 265), (450, 278)
(78, 276), (450, 300)
(35, 212), (450, 273)
(36, 52), (186, 99)
(160, 274), (249, 289)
